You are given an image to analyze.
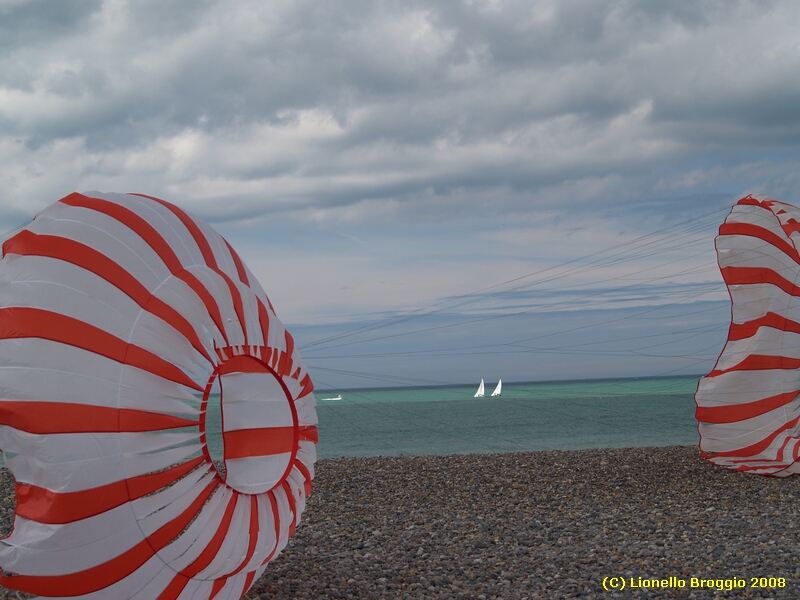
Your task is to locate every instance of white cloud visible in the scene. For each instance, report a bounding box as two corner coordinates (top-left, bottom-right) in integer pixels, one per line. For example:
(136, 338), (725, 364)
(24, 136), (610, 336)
(1, 0), (798, 384)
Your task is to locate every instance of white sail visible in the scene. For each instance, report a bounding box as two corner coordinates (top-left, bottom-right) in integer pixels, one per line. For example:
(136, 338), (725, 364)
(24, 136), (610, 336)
(474, 379), (485, 397)
(491, 380), (502, 397)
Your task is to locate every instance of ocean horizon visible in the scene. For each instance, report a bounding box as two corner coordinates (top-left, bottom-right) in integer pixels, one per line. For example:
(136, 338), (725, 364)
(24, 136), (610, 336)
(0, 375), (703, 469)
(311, 374), (701, 458)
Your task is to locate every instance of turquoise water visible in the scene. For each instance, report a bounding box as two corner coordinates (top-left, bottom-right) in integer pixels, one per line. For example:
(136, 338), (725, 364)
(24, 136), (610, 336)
(0, 376), (701, 468)
(312, 376), (701, 458)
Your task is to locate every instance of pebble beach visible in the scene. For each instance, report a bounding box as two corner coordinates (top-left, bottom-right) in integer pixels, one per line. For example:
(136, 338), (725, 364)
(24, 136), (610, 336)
(2, 445), (799, 599)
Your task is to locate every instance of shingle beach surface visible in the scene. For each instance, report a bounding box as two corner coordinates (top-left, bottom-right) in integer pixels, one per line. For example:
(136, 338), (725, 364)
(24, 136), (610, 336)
(1, 445), (799, 599)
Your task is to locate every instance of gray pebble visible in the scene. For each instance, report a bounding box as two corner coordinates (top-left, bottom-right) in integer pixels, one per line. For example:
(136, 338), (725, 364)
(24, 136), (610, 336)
(1, 446), (799, 598)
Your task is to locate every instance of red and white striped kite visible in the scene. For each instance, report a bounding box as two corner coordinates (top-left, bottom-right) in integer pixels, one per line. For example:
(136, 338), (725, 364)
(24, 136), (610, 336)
(0, 192), (318, 597)
(696, 195), (800, 476)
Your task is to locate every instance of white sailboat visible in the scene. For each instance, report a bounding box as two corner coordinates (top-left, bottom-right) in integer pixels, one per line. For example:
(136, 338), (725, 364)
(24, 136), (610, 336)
(491, 380), (502, 397)
(474, 379), (485, 397)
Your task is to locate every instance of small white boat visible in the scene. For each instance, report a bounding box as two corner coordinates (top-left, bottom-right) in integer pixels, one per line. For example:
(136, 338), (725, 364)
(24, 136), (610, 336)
(474, 379), (485, 397)
(322, 394), (343, 401)
(491, 380), (502, 397)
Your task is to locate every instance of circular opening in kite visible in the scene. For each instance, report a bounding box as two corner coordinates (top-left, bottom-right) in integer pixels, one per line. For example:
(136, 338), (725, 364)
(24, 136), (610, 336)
(201, 354), (299, 495)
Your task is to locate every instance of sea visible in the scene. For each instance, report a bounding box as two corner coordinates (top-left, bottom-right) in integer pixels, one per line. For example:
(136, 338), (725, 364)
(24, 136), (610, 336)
(0, 375), (702, 468)
(310, 375), (701, 459)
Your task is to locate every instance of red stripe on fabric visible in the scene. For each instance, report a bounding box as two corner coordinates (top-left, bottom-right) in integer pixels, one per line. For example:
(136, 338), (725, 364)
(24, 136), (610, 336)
(298, 373), (314, 398)
(223, 426), (297, 459)
(159, 495), (240, 598)
(719, 222), (800, 263)
(60, 193), (182, 272)
(0, 401), (197, 434)
(261, 493), (281, 566)
(218, 495), (260, 580)
(1, 481), (219, 596)
(708, 415), (800, 459)
(241, 571), (257, 596)
(180, 494), (239, 579)
(14, 457), (204, 524)
(721, 266), (800, 297)
(696, 390), (800, 424)
(736, 195), (761, 207)
(59, 192), (230, 346)
(708, 354), (800, 377)
(281, 331), (295, 377)
(299, 426), (318, 443)
(728, 312), (800, 341)
(0, 307), (202, 391)
(283, 480), (297, 537)
(137, 194), (219, 269)
(294, 459), (313, 498)
(224, 238), (250, 285)
(5, 230), (213, 364)
(199, 370), (219, 482)
(276, 351), (288, 377)
(257, 299), (271, 350)
(137, 193), (250, 346)
(219, 271), (249, 345)
(209, 578), (227, 599)
(218, 354), (269, 375)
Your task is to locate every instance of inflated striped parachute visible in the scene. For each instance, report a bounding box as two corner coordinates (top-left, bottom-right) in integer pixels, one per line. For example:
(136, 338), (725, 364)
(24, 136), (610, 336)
(0, 192), (318, 597)
(696, 195), (800, 476)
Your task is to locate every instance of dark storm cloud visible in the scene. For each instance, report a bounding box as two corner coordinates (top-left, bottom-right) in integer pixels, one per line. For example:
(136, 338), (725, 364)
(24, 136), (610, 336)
(0, 0), (101, 56)
(1, 0), (799, 225)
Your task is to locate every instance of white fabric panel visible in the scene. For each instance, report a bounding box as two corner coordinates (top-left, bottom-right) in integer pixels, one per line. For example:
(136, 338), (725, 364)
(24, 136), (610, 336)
(714, 327), (800, 372)
(0, 430), (123, 465)
(271, 484), (292, 552)
(297, 441), (317, 480)
(264, 318), (287, 359)
(120, 431), (202, 456)
(133, 472), (218, 540)
(727, 283), (793, 324)
(0, 504), (146, 576)
(29, 202), (172, 293)
(226, 454), (292, 494)
(150, 275), (223, 363)
(174, 579), (207, 600)
(194, 214), (237, 273)
(0, 340), (199, 415)
(0, 255), (141, 340)
(222, 397), (294, 430)
(0, 259), (204, 402)
(0, 192), (318, 597)
(724, 203), (789, 237)
(700, 401), (800, 453)
(0, 432), (201, 495)
(0, 339), (122, 405)
(253, 493), (278, 566)
(718, 234), (800, 274)
(221, 372), (293, 430)
(697, 367), (800, 407)
(126, 310), (211, 380)
(185, 265), (246, 347)
(155, 484), (230, 567)
(295, 392), (319, 426)
(89, 192), (204, 270)
(131, 469), (214, 524)
(195, 495), (251, 579)
(236, 283), (265, 348)
(88, 550), (207, 600)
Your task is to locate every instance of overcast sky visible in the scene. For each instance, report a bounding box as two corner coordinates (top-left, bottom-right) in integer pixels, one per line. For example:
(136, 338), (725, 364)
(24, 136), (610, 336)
(2, 0), (799, 388)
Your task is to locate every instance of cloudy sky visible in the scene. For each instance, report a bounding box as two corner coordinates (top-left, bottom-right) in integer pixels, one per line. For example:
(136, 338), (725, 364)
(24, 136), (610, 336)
(2, 0), (799, 389)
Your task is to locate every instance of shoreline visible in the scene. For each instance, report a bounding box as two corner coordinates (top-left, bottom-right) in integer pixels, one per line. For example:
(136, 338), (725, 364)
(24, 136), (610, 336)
(2, 446), (799, 598)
